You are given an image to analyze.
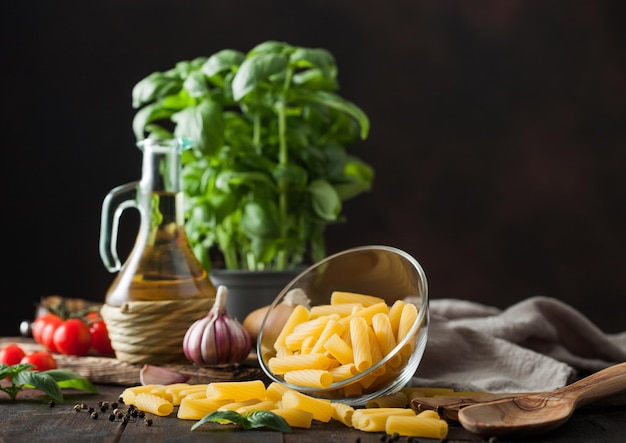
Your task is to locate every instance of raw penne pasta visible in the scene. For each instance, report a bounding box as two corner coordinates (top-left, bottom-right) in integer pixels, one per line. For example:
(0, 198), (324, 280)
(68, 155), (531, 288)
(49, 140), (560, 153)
(284, 316), (329, 351)
(340, 302), (389, 327)
(330, 291), (385, 307)
(366, 391), (408, 408)
(284, 369), (333, 388)
(397, 302), (418, 342)
(273, 304), (312, 351)
(264, 382), (293, 402)
(417, 409), (441, 420)
(329, 363), (358, 382)
(177, 397), (233, 420)
(183, 390), (209, 400)
(324, 333), (354, 365)
(148, 386), (173, 403)
(268, 353), (335, 374)
(271, 408), (314, 428)
(387, 299), (405, 337)
(310, 303), (362, 318)
(371, 312), (397, 356)
(121, 384), (161, 405)
(217, 399), (261, 411)
(331, 402), (355, 426)
(310, 318), (345, 354)
(206, 380), (266, 402)
(385, 415), (448, 439)
(349, 317), (372, 372)
(236, 401), (276, 414)
(352, 407), (415, 432)
(281, 390), (334, 422)
(133, 392), (174, 417)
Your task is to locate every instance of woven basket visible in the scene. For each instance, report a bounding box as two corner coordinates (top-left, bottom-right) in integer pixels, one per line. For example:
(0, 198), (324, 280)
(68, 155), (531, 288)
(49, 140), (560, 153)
(100, 298), (212, 365)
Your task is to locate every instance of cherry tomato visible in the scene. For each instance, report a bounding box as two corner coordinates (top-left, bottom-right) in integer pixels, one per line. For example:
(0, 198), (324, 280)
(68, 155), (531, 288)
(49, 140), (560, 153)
(20, 351), (57, 371)
(39, 315), (64, 353)
(89, 320), (115, 355)
(0, 343), (26, 365)
(53, 319), (92, 356)
(31, 313), (63, 346)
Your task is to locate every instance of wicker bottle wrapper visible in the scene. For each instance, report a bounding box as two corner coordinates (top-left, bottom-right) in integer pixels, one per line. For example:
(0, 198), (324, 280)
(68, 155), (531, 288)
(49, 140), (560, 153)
(100, 298), (213, 365)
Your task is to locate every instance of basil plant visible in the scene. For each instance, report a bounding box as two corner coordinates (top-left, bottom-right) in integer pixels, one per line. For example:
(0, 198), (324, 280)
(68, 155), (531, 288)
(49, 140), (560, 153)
(131, 40), (374, 272)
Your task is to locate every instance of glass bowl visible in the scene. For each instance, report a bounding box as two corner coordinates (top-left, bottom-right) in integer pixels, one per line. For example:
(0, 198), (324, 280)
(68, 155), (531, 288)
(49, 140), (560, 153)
(257, 245), (429, 406)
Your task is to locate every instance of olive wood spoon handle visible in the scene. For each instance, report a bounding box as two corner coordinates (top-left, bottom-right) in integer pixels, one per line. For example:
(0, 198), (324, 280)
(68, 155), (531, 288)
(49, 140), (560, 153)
(458, 362), (626, 437)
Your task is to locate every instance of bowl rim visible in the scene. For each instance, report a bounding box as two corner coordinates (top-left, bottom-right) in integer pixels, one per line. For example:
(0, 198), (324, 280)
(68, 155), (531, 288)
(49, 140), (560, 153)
(256, 244), (429, 395)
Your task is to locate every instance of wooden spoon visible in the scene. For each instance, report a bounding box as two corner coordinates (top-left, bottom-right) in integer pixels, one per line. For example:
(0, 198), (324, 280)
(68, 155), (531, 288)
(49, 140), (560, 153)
(458, 362), (626, 437)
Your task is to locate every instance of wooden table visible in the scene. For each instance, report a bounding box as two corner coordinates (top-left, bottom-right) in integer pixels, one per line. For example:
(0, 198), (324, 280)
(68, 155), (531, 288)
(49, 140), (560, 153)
(2, 338), (625, 442)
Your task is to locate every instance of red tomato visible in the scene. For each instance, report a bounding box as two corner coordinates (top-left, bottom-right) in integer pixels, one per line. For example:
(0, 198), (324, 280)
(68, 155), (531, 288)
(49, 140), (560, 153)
(53, 319), (92, 356)
(20, 351), (57, 371)
(89, 320), (115, 355)
(39, 315), (64, 353)
(0, 343), (26, 365)
(31, 313), (63, 346)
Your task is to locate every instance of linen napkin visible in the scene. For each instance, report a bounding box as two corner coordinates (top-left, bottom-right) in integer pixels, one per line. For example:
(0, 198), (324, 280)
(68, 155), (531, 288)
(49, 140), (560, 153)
(410, 295), (626, 393)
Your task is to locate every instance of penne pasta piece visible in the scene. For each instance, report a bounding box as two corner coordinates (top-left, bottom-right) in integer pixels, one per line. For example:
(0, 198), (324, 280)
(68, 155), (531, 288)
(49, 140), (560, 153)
(310, 318), (345, 354)
(366, 391), (408, 409)
(281, 390), (333, 422)
(271, 408), (314, 428)
(265, 382), (293, 402)
(350, 317), (372, 372)
(352, 407), (415, 432)
(340, 302), (389, 327)
(329, 363), (359, 382)
(236, 401), (276, 414)
(310, 303), (362, 319)
(206, 380), (266, 402)
(217, 399), (260, 412)
(330, 291), (385, 307)
(385, 415), (448, 439)
(331, 402), (355, 426)
(284, 316), (329, 351)
(133, 392), (174, 416)
(274, 304), (311, 351)
(177, 397), (233, 420)
(372, 312), (397, 356)
(268, 353), (335, 374)
(284, 369), (333, 388)
(324, 333), (354, 365)
(417, 409), (441, 420)
(387, 299), (405, 337)
(397, 302), (418, 342)
(121, 384), (161, 405)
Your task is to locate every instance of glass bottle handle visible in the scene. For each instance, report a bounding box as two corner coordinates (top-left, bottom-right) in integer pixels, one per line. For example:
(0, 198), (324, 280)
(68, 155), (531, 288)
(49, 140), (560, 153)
(99, 181), (139, 272)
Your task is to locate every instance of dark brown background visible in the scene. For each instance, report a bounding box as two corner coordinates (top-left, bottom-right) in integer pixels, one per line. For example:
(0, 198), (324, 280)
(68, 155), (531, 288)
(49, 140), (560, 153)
(2, 1), (625, 335)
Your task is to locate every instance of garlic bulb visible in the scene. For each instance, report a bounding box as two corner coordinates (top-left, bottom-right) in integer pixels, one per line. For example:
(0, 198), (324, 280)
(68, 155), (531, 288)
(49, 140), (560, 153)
(183, 285), (252, 366)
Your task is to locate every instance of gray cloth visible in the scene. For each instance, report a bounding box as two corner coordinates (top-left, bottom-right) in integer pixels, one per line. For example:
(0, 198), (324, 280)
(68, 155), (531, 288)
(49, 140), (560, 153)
(411, 296), (626, 393)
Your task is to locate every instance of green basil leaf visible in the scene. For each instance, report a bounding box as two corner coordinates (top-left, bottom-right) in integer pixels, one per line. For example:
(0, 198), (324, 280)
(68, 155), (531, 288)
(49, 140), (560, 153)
(13, 371), (64, 403)
(232, 53), (288, 101)
(191, 410), (247, 431)
(202, 49), (245, 80)
(132, 71), (183, 108)
(309, 180), (341, 221)
(45, 369), (98, 394)
(173, 100), (223, 155)
(246, 410), (292, 432)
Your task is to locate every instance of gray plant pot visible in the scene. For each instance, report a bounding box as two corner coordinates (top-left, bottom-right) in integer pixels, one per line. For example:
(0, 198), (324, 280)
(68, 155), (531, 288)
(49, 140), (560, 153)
(209, 268), (305, 323)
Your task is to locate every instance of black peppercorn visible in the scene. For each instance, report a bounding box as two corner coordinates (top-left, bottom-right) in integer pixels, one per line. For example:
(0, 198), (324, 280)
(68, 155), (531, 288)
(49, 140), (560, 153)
(91, 412), (99, 419)
(144, 417), (153, 426)
(109, 413), (116, 421)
